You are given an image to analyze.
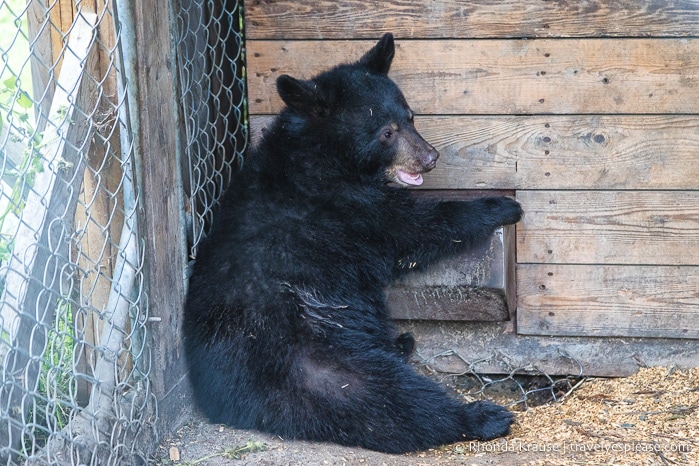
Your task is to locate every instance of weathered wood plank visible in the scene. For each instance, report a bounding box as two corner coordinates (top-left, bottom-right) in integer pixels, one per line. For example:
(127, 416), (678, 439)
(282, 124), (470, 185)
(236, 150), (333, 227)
(245, 0), (699, 40)
(416, 115), (699, 190)
(387, 226), (512, 321)
(399, 320), (699, 377)
(132, 0), (192, 455)
(246, 39), (699, 115)
(251, 115), (699, 190)
(516, 190), (699, 265)
(517, 264), (699, 338)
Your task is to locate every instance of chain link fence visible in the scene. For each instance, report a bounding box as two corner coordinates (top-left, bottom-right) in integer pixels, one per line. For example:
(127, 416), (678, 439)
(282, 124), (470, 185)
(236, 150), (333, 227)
(0, 0), (247, 464)
(0, 1), (154, 464)
(414, 347), (584, 411)
(174, 0), (247, 255)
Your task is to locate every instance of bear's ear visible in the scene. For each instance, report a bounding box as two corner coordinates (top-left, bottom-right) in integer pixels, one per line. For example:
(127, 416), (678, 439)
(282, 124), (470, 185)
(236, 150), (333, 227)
(277, 75), (330, 117)
(358, 33), (395, 75)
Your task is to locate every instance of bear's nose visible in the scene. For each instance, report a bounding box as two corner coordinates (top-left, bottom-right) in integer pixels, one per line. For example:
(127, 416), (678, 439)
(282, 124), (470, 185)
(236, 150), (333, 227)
(421, 147), (439, 170)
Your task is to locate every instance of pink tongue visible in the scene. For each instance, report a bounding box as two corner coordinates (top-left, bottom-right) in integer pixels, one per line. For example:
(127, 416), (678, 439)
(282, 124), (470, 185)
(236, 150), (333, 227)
(397, 170), (424, 186)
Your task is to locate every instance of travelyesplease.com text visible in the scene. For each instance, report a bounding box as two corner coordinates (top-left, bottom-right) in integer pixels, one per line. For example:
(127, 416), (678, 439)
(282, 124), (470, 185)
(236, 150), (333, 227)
(466, 440), (691, 455)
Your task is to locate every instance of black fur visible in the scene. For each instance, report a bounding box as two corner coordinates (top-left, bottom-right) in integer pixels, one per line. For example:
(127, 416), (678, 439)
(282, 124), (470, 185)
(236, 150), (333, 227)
(183, 33), (523, 454)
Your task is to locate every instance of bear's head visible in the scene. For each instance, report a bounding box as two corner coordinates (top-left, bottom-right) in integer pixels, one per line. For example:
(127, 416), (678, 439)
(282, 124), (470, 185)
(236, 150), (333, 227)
(275, 33), (440, 187)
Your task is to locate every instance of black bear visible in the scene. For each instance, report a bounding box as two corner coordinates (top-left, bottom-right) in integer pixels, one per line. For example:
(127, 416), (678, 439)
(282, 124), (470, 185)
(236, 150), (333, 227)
(183, 33), (523, 454)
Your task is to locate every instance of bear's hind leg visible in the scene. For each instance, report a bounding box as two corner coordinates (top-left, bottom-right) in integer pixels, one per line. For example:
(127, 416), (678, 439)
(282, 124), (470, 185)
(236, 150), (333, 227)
(271, 350), (513, 453)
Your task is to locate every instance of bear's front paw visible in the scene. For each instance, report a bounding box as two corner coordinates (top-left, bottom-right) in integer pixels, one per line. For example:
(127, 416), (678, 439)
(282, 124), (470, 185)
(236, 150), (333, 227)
(499, 197), (524, 226)
(478, 197), (523, 227)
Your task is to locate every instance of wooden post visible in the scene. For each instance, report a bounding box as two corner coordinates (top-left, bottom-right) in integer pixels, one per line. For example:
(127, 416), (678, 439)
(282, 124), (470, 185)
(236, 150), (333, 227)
(129, 0), (193, 454)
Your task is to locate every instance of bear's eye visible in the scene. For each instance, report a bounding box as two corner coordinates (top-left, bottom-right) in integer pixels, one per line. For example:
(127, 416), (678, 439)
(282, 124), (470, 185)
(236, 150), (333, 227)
(380, 128), (394, 142)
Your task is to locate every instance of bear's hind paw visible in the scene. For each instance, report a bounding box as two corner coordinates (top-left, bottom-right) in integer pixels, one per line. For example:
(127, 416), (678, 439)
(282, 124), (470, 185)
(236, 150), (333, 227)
(461, 400), (515, 441)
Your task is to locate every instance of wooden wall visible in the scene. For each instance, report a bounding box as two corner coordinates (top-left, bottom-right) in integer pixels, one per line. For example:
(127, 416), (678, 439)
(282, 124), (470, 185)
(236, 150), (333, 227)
(244, 0), (699, 372)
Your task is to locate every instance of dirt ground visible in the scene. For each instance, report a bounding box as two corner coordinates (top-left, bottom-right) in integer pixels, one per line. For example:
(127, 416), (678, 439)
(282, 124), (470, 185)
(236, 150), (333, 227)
(154, 367), (698, 465)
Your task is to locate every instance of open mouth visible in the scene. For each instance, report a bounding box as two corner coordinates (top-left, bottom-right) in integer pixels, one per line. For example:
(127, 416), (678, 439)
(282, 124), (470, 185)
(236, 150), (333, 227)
(395, 169), (424, 186)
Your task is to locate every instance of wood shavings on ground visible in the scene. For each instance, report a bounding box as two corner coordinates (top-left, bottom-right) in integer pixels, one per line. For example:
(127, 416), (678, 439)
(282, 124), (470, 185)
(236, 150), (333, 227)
(155, 367), (698, 465)
(438, 366), (699, 465)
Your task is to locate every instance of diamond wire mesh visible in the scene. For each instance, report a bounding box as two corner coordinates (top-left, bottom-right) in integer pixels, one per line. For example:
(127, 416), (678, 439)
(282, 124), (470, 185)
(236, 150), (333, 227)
(0, 0), (248, 463)
(173, 0), (247, 256)
(0, 1), (153, 464)
(413, 346), (584, 411)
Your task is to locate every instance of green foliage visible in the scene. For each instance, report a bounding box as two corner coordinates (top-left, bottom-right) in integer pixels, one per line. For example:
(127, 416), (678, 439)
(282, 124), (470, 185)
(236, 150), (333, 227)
(0, 73), (45, 270)
(0, 0), (40, 266)
(181, 440), (268, 465)
(26, 299), (77, 447)
(0, 0), (33, 90)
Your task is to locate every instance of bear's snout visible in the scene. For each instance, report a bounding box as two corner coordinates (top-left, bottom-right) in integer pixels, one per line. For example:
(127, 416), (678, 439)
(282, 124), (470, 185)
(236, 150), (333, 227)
(420, 146), (439, 170)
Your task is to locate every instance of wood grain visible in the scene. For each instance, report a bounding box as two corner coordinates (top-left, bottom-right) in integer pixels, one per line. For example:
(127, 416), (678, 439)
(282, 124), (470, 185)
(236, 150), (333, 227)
(517, 264), (699, 338)
(516, 190), (699, 265)
(133, 0), (192, 450)
(417, 115), (699, 190)
(250, 115), (699, 190)
(401, 320), (699, 376)
(387, 226), (513, 321)
(245, 0), (699, 39)
(247, 39), (699, 115)
(26, 0), (72, 131)
(73, 0), (123, 405)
